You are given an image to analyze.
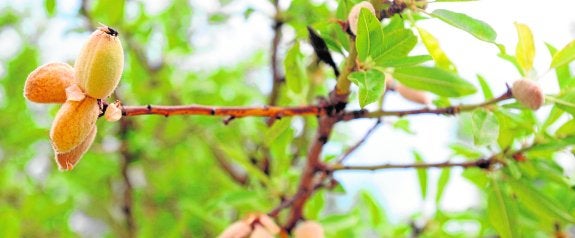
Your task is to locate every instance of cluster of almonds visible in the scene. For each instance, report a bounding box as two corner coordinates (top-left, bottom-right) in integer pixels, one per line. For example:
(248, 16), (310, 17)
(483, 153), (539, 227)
(24, 26), (124, 171)
(218, 213), (324, 238)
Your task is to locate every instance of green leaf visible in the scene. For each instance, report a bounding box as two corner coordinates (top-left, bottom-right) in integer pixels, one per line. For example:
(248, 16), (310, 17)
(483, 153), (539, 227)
(431, 9), (497, 43)
(551, 39), (575, 69)
(264, 118), (293, 147)
(487, 180), (519, 238)
(360, 191), (387, 226)
(542, 105), (564, 130)
(476, 74), (493, 100)
(514, 23), (535, 74)
(417, 27), (456, 71)
(356, 8), (384, 63)
(471, 109), (499, 146)
(449, 143), (483, 159)
(374, 55), (431, 68)
(92, 0), (125, 26)
(349, 69), (386, 108)
(553, 91), (575, 116)
(556, 120), (575, 138)
(546, 43), (573, 89)
(304, 190), (325, 220)
(435, 168), (451, 204)
(44, 0), (56, 16)
(284, 42), (307, 93)
(508, 179), (575, 223)
(413, 151), (428, 199)
(392, 66), (477, 97)
(373, 28), (417, 65)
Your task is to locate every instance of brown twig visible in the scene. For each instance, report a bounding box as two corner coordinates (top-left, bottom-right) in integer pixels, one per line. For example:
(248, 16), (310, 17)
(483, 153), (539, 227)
(341, 88), (514, 121)
(210, 146), (248, 185)
(268, 0), (284, 106)
(122, 104), (323, 118)
(335, 119), (382, 164)
(329, 157), (496, 171)
(119, 118), (136, 238)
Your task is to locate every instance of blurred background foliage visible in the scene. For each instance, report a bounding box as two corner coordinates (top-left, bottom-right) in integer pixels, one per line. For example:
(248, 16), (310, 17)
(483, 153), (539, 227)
(2, 0), (575, 237)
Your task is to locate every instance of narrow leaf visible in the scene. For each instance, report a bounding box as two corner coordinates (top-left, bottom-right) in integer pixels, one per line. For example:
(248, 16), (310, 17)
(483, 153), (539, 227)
(413, 151), (428, 199)
(554, 91), (575, 116)
(476, 74), (493, 100)
(393, 66), (477, 97)
(487, 180), (518, 238)
(374, 55), (431, 68)
(44, 0), (56, 16)
(284, 42), (307, 93)
(551, 39), (575, 69)
(514, 22), (535, 74)
(435, 168), (451, 204)
(373, 29), (417, 65)
(431, 9), (496, 43)
(349, 70), (386, 108)
(417, 27), (456, 71)
(509, 179), (575, 223)
(546, 43), (573, 89)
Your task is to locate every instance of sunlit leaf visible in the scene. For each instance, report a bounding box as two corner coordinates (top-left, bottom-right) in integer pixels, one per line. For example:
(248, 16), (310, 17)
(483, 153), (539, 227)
(417, 27), (456, 71)
(514, 23), (535, 74)
(373, 28), (417, 65)
(435, 168), (451, 204)
(413, 151), (428, 199)
(392, 66), (476, 97)
(476, 74), (493, 100)
(44, 0), (56, 17)
(360, 191), (387, 226)
(374, 55), (431, 68)
(431, 9), (497, 43)
(546, 43), (574, 89)
(509, 179), (575, 223)
(551, 39), (575, 69)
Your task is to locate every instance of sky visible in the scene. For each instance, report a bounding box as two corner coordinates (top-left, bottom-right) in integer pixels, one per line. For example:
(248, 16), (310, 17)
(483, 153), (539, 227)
(2, 0), (575, 234)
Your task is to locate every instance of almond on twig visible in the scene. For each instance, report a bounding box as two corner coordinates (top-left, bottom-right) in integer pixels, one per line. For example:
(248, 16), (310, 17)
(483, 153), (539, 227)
(512, 79), (544, 110)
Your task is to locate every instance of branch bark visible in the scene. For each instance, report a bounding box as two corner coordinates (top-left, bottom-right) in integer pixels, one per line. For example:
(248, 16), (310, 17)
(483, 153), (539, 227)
(329, 157), (497, 171)
(268, 0), (284, 106)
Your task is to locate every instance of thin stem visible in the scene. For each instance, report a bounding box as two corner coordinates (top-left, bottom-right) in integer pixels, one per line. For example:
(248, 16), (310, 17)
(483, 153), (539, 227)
(335, 119), (382, 164)
(341, 88), (513, 121)
(268, 0), (284, 106)
(330, 157), (496, 171)
(334, 39), (357, 99)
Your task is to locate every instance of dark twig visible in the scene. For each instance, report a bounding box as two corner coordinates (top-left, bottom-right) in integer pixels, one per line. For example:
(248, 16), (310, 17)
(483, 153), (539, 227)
(340, 88), (514, 121)
(122, 104), (323, 118)
(118, 118), (136, 238)
(268, 0), (284, 106)
(329, 157), (497, 171)
(335, 119), (382, 164)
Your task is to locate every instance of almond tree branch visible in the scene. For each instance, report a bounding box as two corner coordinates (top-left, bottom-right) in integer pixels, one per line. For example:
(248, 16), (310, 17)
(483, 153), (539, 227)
(340, 87), (513, 121)
(121, 104), (323, 118)
(336, 119), (382, 164)
(329, 157), (497, 171)
(268, 0), (284, 106)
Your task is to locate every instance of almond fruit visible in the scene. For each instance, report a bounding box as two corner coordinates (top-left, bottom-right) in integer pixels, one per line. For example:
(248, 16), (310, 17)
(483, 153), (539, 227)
(512, 79), (544, 110)
(294, 221), (325, 238)
(55, 125), (97, 171)
(74, 26), (124, 99)
(50, 97), (100, 153)
(348, 1), (376, 35)
(24, 62), (74, 103)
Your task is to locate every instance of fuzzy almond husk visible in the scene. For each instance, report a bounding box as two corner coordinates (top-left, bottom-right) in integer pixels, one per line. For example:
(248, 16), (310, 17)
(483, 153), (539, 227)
(249, 225), (273, 238)
(294, 221), (325, 238)
(218, 221), (252, 238)
(348, 1), (376, 35)
(512, 79), (544, 110)
(396, 83), (431, 105)
(55, 125), (97, 171)
(75, 27), (124, 99)
(24, 62), (74, 103)
(50, 97), (100, 153)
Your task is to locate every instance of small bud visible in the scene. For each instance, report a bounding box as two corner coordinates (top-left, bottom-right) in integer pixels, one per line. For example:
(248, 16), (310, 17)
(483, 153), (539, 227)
(294, 221), (325, 238)
(24, 62), (74, 103)
(65, 84), (86, 101)
(396, 83), (431, 105)
(50, 97), (100, 153)
(512, 79), (544, 110)
(218, 221), (252, 238)
(348, 1), (376, 35)
(55, 126), (97, 171)
(104, 101), (122, 122)
(75, 26), (124, 99)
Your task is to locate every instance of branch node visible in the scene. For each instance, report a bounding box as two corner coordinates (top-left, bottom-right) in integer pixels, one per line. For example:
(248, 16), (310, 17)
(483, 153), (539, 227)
(223, 116), (236, 125)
